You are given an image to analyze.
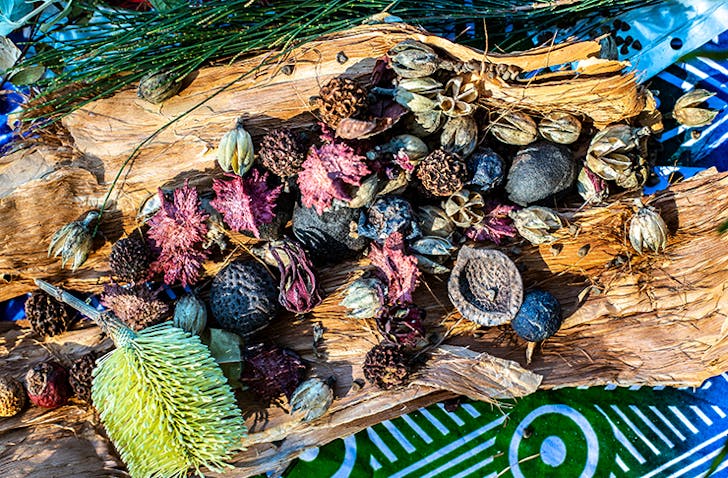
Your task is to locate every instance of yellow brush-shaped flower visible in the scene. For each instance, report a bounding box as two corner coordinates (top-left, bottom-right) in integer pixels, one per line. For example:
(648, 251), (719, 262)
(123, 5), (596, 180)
(35, 280), (246, 478)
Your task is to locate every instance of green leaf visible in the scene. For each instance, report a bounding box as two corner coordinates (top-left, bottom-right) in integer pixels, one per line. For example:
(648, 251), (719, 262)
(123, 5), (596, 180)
(10, 65), (44, 84)
(0, 35), (20, 73)
(204, 328), (243, 388)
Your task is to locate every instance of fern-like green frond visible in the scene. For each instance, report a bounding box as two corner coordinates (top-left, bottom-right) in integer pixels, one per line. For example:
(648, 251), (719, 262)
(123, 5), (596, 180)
(92, 323), (245, 478)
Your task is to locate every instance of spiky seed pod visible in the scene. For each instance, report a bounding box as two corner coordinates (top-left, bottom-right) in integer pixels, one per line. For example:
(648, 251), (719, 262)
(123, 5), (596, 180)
(416, 149), (468, 197)
(24, 290), (73, 338)
(258, 128), (307, 178)
(69, 352), (98, 403)
(289, 377), (335, 422)
(209, 260), (279, 337)
(312, 78), (368, 128)
(0, 376), (26, 417)
(25, 361), (71, 409)
(34, 280), (246, 478)
(363, 342), (412, 390)
(241, 344), (307, 402)
(629, 201), (668, 254)
(101, 284), (170, 332)
(109, 232), (152, 284)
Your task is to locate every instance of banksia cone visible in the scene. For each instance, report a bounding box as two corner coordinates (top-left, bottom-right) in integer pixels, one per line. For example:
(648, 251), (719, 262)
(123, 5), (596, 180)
(109, 232), (152, 283)
(24, 290), (73, 338)
(416, 149), (467, 196)
(259, 128), (307, 178)
(313, 78), (368, 128)
(69, 352), (98, 403)
(363, 342), (412, 390)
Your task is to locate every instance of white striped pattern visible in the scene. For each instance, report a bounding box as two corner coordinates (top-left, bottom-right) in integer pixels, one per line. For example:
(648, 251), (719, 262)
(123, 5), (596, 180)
(401, 414), (433, 444)
(669, 406), (699, 434)
(650, 406), (687, 441)
(367, 427), (398, 463)
(641, 429), (728, 478)
(418, 408), (449, 435)
(629, 405), (674, 449)
(610, 405), (660, 455)
(381, 420), (416, 454)
(595, 405), (646, 464)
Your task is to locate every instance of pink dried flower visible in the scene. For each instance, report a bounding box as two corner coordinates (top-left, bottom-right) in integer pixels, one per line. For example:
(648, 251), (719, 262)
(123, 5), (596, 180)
(147, 182), (210, 287)
(263, 239), (322, 314)
(210, 170), (282, 237)
(465, 200), (518, 245)
(368, 232), (420, 305)
(298, 140), (370, 214)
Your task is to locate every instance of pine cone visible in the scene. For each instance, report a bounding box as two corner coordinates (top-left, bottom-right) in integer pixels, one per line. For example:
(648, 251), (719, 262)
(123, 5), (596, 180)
(416, 149), (468, 196)
(259, 128), (306, 178)
(313, 78), (368, 128)
(363, 342), (411, 390)
(241, 344), (307, 402)
(69, 352), (98, 403)
(101, 284), (170, 331)
(109, 232), (152, 283)
(24, 290), (73, 338)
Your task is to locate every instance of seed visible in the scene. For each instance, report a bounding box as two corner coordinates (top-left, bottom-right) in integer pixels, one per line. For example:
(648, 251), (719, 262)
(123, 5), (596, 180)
(281, 64), (295, 75)
(578, 244), (591, 257)
(632, 40), (642, 50)
(336, 51), (348, 64)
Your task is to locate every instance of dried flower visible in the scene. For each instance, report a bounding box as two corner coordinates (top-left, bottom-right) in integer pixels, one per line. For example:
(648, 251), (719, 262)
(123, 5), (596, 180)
(173, 294), (208, 335)
(629, 201), (668, 254)
(217, 119), (254, 176)
(358, 196), (420, 243)
(368, 232), (420, 305)
(673, 89), (718, 127)
(147, 183), (210, 287)
(69, 352), (98, 403)
(0, 376), (26, 417)
(510, 206), (562, 245)
(378, 304), (427, 349)
(241, 344), (307, 402)
(211, 170), (282, 238)
(341, 276), (388, 319)
(443, 189), (485, 228)
(101, 284), (170, 331)
(290, 377), (335, 422)
(577, 166), (609, 205)
(416, 205), (456, 238)
(298, 140), (370, 214)
(465, 200), (518, 245)
(438, 75), (478, 117)
(312, 77), (369, 128)
(24, 290), (74, 338)
(48, 210), (99, 271)
(489, 111), (538, 146)
(25, 361), (71, 409)
(363, 342), (411, 390)
(109, 232), (152, 284)
(255, 239), (323, 314)
(410, 236), (455, 275)
(538, 112), (582, 144)
(585, 124), (650, 188)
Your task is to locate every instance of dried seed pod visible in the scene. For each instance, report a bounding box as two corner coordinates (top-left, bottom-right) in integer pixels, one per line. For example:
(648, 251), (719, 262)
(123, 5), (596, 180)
(109, 232), (152, 284)
(505, 142), (576, 206)
(416, 149), (468, 197)
(410, 236), (455, 275)
(489, 111), (538, 146)
(378, 304), (428, 349)
(258, 128), (307, 178)
(48, 210), (99, 271)
(438, 75), (478, 117)
(24, 290), (73, 338)
(396, 77), (443, 95)
(292, 203), (369, 264)
(363, 342), (412, 390)
(416, 205), (456, 238)
(448, 247), (523, 326)
(577, 166), (609, 205)
(290, 377), (335, 422)
(466, 147), (505, 193)
(441, 115), (478, 158)
(673, 89), (718, 127)
(388, 40), (440, 78)
(25, 361), (71, 409)
(341, 276), (387, 319)
(629, 201), (668, 254)
(313, 77), (369, 128)
(101, 284), (170, 331)
(414, 254), (451, 275)
(511, 289), (562, 342)
(217, 119), (254, 176)
(138, 69), (184, 104)
(538, 112), (582, 144)
(367, 134), (429, 167)
(394, 89), (439, 113)
(173, 294), (208, 335)
(0, 376), (26, 417)
(510, 206), (562, 245)
(442, 189), (485, 228)
(241, 344), (307, 402)
(585, 125), (650, 185)
(358, 196), (421, 243)
(69, 352), (98, 403)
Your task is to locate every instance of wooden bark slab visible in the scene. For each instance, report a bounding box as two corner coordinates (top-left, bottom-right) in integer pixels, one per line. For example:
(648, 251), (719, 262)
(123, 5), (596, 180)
(0, 23), (726, 478)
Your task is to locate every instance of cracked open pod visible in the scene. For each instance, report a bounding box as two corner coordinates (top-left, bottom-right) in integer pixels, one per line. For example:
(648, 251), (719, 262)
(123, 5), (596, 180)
(448, 246), (523, 326)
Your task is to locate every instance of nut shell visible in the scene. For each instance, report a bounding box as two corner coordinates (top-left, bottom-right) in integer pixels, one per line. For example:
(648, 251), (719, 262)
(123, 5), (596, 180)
(448, 246), (523, 326)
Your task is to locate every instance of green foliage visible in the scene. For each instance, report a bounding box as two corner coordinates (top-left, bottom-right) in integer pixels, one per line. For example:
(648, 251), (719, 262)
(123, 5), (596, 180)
(92, 323), (246, 478)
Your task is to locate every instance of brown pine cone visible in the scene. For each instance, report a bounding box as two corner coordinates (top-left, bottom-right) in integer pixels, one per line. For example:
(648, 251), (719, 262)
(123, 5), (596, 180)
(240, 344), (307, 403)
(312, 78), (368, 128)
(416, 148), (468, 196)
(258, 128), (306, 178)
(24, 290), (73, 338)
(69, 352), (98, 403)
(109, 232), (152, 283)
(363, 342), (411, 390)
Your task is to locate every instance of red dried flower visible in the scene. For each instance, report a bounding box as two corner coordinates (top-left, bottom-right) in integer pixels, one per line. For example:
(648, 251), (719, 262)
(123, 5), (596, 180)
(378, 304), (427, 349)
(261, 239), (322, 314)
(298, 140), (370, 214)
(368, 232), (420, 305)
(210, 170), (282, 238)
(147, 182), (210, 287)
(465, 201), (519, 245)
